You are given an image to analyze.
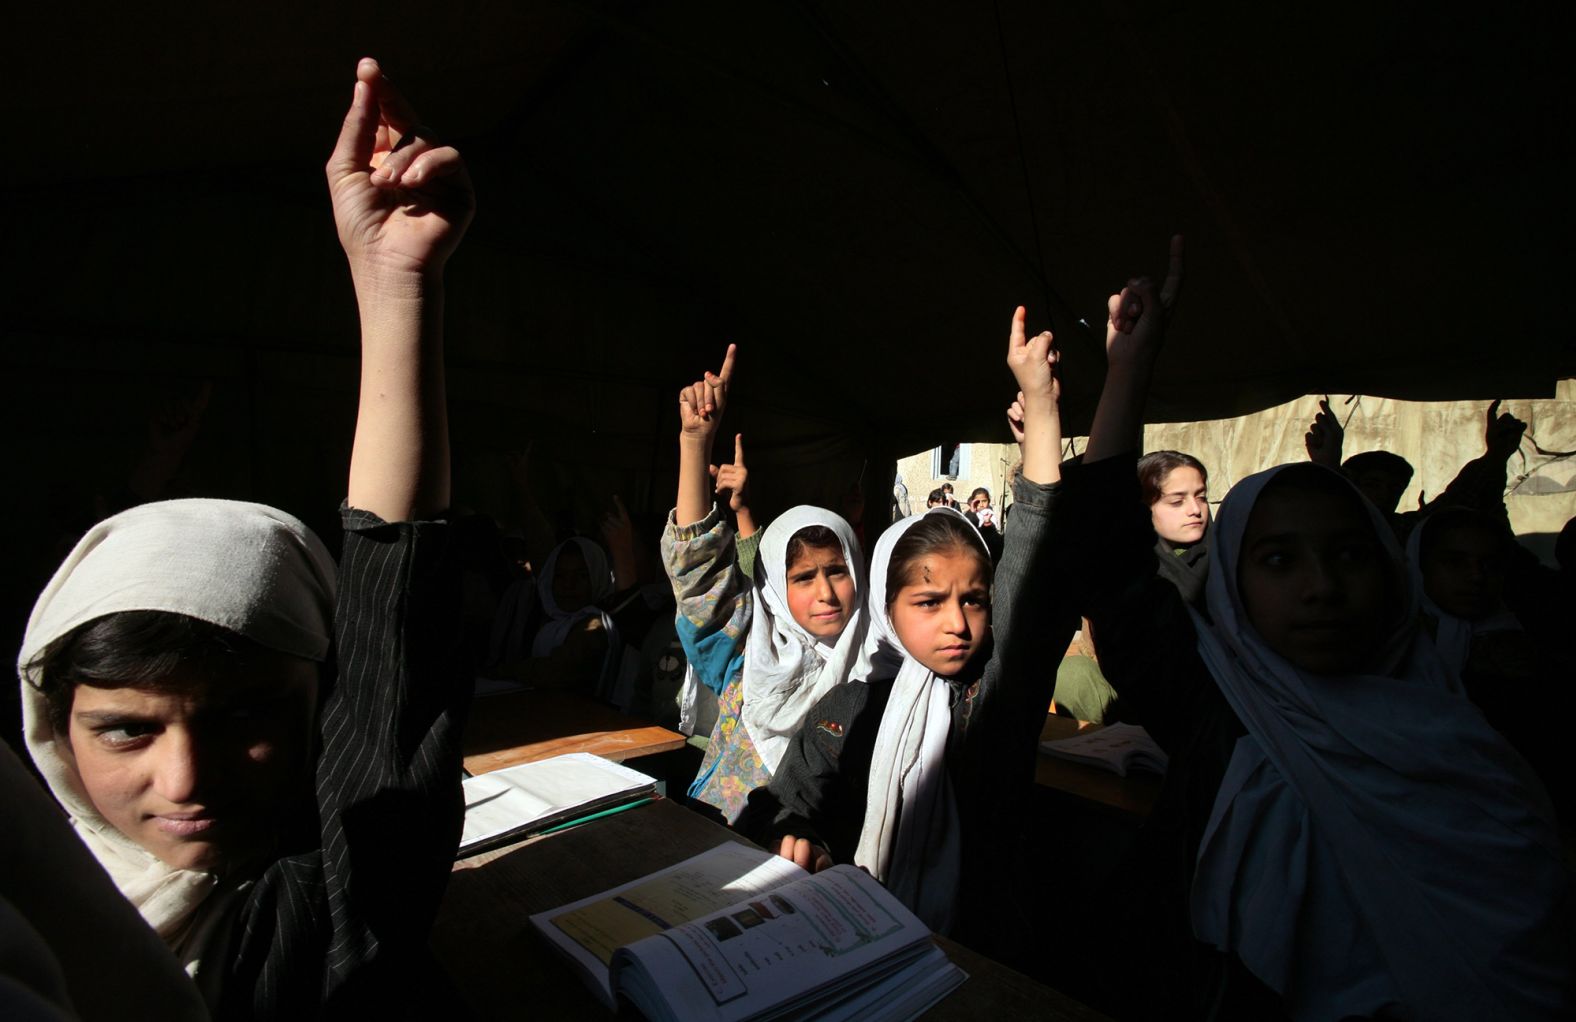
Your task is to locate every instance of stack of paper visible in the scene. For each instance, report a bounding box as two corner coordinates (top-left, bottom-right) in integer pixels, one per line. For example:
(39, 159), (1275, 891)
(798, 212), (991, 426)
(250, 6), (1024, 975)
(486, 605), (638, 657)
(1039, 722), (1169, 777)
(459, 753), (657, 857)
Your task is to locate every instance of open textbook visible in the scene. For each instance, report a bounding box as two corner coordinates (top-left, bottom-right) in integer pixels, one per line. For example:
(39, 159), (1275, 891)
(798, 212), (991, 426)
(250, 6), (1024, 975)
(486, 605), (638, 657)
(458, 753), (656, 857)
(1039, 721), (1169, 777)
(530, 842), (967, 1022)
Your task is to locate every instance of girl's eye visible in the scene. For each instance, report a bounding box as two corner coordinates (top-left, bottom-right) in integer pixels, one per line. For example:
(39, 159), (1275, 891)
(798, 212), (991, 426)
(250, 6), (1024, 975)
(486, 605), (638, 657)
(96, 722), (158, 747)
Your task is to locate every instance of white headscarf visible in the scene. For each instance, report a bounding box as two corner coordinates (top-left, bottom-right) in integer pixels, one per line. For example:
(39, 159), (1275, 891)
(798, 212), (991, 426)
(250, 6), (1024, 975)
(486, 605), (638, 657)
(853, 507), (988, 933)
(1403, 513), (1524, 680)
(17, 499), (336, 997)
(740, 507), (869, 773)
(1189, 465), (1570, 1021)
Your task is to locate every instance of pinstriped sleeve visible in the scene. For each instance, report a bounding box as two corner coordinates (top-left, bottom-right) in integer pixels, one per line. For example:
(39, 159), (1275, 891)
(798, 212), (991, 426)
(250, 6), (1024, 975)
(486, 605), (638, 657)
(222, 506), (468, 1019)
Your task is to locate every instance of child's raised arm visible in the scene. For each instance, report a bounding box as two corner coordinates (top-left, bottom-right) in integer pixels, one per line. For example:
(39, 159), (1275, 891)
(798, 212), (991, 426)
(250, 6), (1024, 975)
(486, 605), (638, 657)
(676, 344), (736, 527)
(1005, 307), (1062, 485)
(1084, 235), (1183, 464)
(329, 58), (475, 522)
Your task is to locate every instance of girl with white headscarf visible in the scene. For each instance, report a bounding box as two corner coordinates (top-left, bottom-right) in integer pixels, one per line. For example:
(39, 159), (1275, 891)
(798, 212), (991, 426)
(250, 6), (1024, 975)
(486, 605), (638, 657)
(736, 307), (1074, 938)
(1069, 244), (1571, 1020)
(663, 348), (874, 822)
(15, 59), (476, 1016)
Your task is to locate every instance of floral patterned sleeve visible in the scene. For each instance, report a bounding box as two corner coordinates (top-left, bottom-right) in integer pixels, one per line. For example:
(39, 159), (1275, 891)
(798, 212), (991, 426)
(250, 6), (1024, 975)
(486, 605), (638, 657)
(661, 503), (752, 697)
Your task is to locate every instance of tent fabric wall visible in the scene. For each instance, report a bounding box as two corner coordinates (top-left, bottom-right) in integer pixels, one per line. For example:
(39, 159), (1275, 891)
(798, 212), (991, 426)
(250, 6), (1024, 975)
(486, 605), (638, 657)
(1135, 382), (1576, 560)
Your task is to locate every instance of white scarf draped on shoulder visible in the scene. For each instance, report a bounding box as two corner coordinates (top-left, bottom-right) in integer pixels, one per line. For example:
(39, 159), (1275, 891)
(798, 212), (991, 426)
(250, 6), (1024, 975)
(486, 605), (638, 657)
(1188, 465), (1570, 1021)
(853, 506), (988, 934)
(17, 499), (337, 1001)
(740, 506), (869, 773)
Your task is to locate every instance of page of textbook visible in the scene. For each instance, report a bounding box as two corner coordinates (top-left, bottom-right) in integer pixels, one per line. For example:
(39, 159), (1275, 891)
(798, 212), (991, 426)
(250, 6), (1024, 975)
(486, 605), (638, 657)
(531, 842), (805, 1006)
(611, 864), (938, 1022)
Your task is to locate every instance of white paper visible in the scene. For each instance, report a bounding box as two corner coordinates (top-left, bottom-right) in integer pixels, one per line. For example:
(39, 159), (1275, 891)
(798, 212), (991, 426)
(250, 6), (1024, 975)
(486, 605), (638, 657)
(459, 753), (655, 853)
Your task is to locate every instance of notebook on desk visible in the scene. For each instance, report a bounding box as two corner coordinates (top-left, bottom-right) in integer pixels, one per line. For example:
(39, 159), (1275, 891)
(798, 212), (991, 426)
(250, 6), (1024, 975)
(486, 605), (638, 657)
(458, 753), (658, 857)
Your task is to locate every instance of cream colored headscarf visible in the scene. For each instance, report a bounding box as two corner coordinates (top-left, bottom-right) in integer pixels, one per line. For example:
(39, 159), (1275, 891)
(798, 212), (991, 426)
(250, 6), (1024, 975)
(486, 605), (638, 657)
(16, 498), (336, 1000)
(741, 507), (869, 773)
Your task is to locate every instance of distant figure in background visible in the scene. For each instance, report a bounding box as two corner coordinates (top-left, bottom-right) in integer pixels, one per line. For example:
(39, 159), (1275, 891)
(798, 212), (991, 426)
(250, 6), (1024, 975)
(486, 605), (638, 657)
(939, 482), (961, 510)
(964, 487), (1004, 563)
(1137, 450), (1211, 607)
(926, 487), (946, 509)
(892, 474), (912, 521)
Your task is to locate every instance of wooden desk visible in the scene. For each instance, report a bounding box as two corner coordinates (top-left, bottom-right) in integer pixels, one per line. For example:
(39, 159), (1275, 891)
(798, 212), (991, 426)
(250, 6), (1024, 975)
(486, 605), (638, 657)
(434, 799), (1111, 1021)
(1035, 715), (1162, 819)
(463, 689), (688, 776)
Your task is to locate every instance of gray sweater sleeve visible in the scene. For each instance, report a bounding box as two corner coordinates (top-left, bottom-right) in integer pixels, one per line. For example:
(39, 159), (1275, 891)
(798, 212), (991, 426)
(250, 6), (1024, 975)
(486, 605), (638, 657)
(959, 474), (1072, 801)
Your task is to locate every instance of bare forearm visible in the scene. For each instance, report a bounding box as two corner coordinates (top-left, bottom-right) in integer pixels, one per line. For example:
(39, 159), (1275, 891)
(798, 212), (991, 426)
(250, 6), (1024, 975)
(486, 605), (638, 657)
(1018, 394), (1062, 485)
(676, 435), (713, 527)
(736, 504), (758, 539)
(1084, 359), (1155, 464)
(347, 269), (450, 522)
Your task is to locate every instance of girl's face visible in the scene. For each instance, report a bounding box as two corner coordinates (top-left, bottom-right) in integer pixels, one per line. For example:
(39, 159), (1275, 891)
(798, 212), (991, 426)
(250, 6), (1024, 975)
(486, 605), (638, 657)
(1151, 466), (1210, 547)
(1236, 484), (1391, 674)
(784, 545), (856, 641)
(888, 548), (991, 676)
(552, 545), (593, 612)
(1421, 526), (1507, 621)
(63, 651), (318, 873)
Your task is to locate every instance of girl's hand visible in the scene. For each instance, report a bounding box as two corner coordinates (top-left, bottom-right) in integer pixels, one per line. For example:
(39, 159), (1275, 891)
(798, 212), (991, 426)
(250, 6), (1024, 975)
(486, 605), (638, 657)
(1006, 307), (1060, 406)
(1304, 397), (1344, 468)
(1104, 234), (1183, 368)
(1005, 392), (1027, 446)
(327, 58), (475, 283)
(601, 495), (638, 590)
(777, 834), (833, 873)
(710, 434), (750, 512)
(678, 344), (736, 444)
(599, 495), (636, 559)
(1483, 400), (1527, 460)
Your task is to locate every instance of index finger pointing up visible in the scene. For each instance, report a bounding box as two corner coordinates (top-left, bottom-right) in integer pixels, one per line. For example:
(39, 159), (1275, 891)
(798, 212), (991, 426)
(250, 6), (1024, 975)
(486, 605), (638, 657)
(359, 58), (421, 138)
(734, 433), (745, 466)
(328, 74), (378, 179)
(1010, 306), (1027, 347)
(717, 343), (738, 385)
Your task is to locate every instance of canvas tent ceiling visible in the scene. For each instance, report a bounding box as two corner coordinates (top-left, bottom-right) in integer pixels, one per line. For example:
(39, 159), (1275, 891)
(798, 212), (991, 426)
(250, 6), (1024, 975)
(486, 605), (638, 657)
(4, 1), (1571, 521)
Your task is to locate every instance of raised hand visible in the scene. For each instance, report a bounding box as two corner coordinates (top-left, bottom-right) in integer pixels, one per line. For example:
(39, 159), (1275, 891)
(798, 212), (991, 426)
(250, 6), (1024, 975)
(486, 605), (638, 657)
(1005, 392), (1027, 446)
(1484, 400), (1527, 460)
(327, 58), (475, 282)
(1006, 307), (1063, 486)
(678, 344), (737, 444)
(1105, 234), (1184, 367)
(1006, 306), (1060, 403)
(600, 495), (638, 589)
(1304, 396), (1345, 468)
(710, 434), (750, 513)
